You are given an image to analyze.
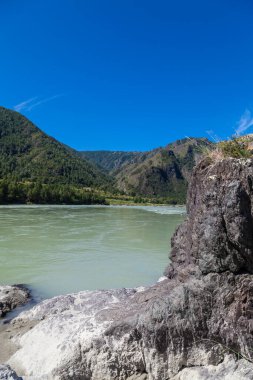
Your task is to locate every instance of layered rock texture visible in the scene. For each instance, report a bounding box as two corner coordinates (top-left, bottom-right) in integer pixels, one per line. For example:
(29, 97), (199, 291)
(2, 157), (253, 379)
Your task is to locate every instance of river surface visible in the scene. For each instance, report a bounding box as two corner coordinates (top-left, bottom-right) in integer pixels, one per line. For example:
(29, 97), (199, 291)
(0, 205), (185, 299)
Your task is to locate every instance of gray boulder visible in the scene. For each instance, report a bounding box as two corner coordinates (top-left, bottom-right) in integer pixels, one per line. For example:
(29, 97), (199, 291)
(0, 285), (30, 318)
(171, 355), (253, 380)
(0, 365), (22, 380)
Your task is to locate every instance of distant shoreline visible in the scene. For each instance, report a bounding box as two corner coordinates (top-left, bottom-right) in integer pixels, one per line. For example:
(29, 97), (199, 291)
(0, 201), (186, 207)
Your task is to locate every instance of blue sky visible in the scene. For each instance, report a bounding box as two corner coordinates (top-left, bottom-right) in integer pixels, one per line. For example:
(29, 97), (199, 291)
(1, 0), (253, 151)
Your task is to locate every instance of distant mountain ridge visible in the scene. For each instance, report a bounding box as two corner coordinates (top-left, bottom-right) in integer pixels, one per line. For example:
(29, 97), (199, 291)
(81, 138), (213, 202)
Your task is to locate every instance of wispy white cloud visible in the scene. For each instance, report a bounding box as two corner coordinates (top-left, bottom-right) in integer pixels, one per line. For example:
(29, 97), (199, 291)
(206, 130), (222, 143)
(27, 94), (64, 111)
(13, 94), (65, 113)
(235, 109), (253, 136)
(14, 97), (38, 112)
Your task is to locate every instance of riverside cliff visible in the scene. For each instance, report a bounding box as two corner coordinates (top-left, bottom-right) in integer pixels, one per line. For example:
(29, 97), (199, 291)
(1, 156), (253, 379)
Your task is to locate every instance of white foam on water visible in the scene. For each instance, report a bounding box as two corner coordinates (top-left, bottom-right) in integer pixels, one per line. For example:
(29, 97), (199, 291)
(0, 204), (186, 215)
(157, 276), (168, 283)
(109, 205), (186, 215)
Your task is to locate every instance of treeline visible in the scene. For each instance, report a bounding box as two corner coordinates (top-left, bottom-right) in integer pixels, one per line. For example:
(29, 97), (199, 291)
(0, 181), (108, 205)
(108, 194), (184, 205)
(139, 196), (183, 205)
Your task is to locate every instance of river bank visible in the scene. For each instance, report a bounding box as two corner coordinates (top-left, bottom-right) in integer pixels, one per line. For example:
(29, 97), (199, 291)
(1, 158), (253, 379)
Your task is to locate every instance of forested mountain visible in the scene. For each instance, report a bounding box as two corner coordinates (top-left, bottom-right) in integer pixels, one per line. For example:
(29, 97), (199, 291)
(0, 107), (111, 188)
(0, 106), (213, 204)
(81, 138), (213, 203)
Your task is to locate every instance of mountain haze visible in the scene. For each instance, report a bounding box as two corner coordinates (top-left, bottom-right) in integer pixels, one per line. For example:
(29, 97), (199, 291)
(79, 151), (145, 174)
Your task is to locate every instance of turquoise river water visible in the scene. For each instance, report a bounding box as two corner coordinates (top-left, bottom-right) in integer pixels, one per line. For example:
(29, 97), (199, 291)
(0, 205), (185, 299)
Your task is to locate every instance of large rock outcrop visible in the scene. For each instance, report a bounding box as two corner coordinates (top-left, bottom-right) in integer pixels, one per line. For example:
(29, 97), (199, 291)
(3, 157), (253, 379)
(165, 157), (253, 277)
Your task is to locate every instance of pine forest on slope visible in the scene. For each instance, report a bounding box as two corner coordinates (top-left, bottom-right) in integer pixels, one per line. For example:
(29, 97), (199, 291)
(0, 106), (213, 204)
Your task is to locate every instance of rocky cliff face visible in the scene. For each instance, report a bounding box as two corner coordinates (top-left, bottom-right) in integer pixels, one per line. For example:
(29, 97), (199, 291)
(165, 156), (253, 277)
(2, 157), (253, 379)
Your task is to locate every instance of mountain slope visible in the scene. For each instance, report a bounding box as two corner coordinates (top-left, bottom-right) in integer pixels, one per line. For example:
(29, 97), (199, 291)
(115, 138), (212, 201)
(0, 107), (111, 189)
(81, 138), (213, 202)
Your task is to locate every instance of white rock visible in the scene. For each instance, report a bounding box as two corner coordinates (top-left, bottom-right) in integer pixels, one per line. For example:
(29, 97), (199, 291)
(171, 355), (253, 380)
(8, 288), (137, 379)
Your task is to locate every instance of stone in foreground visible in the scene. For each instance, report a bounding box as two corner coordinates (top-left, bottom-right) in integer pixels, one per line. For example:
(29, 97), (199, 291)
(0, 364), (22, 380)
(0, 285), (30, 318)
(171, 355), (253, 380)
